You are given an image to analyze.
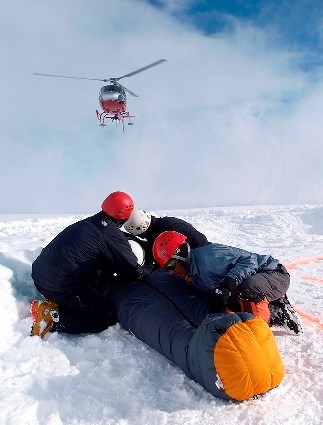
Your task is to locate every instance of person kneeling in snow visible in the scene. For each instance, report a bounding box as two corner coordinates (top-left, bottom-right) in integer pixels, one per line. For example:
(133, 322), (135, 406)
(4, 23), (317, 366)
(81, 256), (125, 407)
(30, 191), (154, 339)
(152, 231), (302, 334)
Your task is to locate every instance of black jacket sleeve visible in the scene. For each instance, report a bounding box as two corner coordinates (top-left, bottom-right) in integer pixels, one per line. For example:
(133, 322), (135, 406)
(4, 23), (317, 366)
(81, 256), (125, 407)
(146, 216), (208, 249)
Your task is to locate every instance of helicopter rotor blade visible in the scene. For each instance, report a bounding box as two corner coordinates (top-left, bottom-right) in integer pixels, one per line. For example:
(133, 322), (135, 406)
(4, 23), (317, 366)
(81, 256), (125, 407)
(34, 58), (167, 88)
(116, 58), (167, 81)
(33, 73), (106, 82)
(119, 84), (139, 97)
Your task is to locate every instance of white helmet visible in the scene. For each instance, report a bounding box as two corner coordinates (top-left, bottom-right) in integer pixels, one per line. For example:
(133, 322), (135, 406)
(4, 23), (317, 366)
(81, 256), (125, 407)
(128, 240), (145, 266)
(124, 208), (152, 235)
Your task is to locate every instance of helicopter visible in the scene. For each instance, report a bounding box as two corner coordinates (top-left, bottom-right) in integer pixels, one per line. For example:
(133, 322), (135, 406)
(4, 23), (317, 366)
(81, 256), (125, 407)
(34, 58), (167, 130)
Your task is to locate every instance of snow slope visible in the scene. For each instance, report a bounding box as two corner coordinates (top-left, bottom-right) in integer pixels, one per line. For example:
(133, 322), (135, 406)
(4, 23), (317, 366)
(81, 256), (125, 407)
(0, 205), (322, 425)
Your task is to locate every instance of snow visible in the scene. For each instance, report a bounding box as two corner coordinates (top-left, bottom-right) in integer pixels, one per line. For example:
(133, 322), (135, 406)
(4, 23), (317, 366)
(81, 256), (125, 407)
(0, 205), (322, 425)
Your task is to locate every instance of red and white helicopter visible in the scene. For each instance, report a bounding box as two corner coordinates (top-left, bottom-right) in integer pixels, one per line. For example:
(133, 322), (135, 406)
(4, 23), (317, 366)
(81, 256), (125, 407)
(34, 58), (167, 130)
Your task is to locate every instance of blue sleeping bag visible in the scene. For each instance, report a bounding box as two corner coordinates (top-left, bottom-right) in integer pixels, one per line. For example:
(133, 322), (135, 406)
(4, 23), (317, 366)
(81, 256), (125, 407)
(109, 269), (285, 401)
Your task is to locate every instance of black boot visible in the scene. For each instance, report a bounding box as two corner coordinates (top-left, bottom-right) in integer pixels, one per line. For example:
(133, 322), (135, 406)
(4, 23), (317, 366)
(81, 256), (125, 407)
(269, 295), (303, 334)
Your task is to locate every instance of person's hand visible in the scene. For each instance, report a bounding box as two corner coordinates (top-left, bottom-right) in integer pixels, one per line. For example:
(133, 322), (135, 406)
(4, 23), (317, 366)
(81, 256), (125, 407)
(222, 276), (237, 292)
(209, 277), (238, 312)
(219, 286), (231, 307)
(218, 277), (238, 307)
(209, 288), (231, 312)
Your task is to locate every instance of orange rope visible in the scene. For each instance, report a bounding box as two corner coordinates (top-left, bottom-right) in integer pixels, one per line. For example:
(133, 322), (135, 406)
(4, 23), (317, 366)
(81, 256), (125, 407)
(285, 255), (323, 270)
(295, 307), (323, 330)
(280, 256), (323, 331)
(300, 275), (323, 284)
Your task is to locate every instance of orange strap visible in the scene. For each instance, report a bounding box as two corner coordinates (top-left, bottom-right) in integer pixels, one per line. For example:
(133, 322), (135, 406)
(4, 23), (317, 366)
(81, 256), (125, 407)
(284, 257), (323, 331)
(295, 307), (323, 330)
(299, 275), (323, 284)
(285, 255), (323, 270)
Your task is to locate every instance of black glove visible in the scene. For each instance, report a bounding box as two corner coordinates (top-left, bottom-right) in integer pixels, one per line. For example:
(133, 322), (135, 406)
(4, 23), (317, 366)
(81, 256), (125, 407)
(209, 286), (233, 312)
(219, 277), (238, 307)
(222, 276), (238, 292)
(219, 286), (232, 307)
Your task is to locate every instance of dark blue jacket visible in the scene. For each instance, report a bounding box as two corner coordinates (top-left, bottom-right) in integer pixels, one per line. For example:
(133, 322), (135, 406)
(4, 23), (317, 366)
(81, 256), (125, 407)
(189, 243), (279, 294)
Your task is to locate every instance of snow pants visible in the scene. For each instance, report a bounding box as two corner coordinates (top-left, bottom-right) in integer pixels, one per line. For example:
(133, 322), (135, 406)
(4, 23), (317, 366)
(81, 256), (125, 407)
(237, 264), (290, 303)
(228, 264), (290, 323)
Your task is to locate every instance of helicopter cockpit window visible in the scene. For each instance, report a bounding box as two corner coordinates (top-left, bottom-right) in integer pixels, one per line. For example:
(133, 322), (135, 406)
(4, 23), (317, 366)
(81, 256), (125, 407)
(113, 86), (124, 94)
(101, 85), (124, 94)
(101, 86), (112, 93)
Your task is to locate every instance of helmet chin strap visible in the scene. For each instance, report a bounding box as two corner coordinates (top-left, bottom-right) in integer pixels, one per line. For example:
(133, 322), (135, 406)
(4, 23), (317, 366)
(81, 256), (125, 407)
(184, 275), (191, 285)
(172, 245), (191, 263)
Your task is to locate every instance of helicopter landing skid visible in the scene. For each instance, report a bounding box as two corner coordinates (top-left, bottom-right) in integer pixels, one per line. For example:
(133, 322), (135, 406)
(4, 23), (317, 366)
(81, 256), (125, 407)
(96, 110), (135, 131)
(96, 110), (107, 127)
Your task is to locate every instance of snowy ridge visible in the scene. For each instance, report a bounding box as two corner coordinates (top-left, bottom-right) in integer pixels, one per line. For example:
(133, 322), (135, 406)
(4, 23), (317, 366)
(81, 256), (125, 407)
(0, 205), (322, 424)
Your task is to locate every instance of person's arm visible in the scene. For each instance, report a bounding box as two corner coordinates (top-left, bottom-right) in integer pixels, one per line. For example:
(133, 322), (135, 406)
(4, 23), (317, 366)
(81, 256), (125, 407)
(162, 217), (208, 248)
(184, 223), (208, 248)
(227, 252), (259, 283)
(210, 249), (260, 307)
(106, 230), (153, 280)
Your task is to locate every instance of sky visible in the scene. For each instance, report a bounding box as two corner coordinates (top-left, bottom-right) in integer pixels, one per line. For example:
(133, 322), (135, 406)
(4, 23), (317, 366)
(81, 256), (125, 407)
(0, 205), (322, 424)
(0, 0), (322, 213)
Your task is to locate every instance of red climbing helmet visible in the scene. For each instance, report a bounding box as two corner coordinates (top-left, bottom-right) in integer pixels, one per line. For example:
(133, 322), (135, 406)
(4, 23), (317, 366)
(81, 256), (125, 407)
(153, 231), (187, 267)
(101, 191), (134, 220)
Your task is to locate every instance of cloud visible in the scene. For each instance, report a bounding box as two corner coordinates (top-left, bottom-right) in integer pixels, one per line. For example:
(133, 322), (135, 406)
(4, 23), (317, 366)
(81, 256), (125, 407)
(0, 0), (322, 213)
(147, 0), (196, 14)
